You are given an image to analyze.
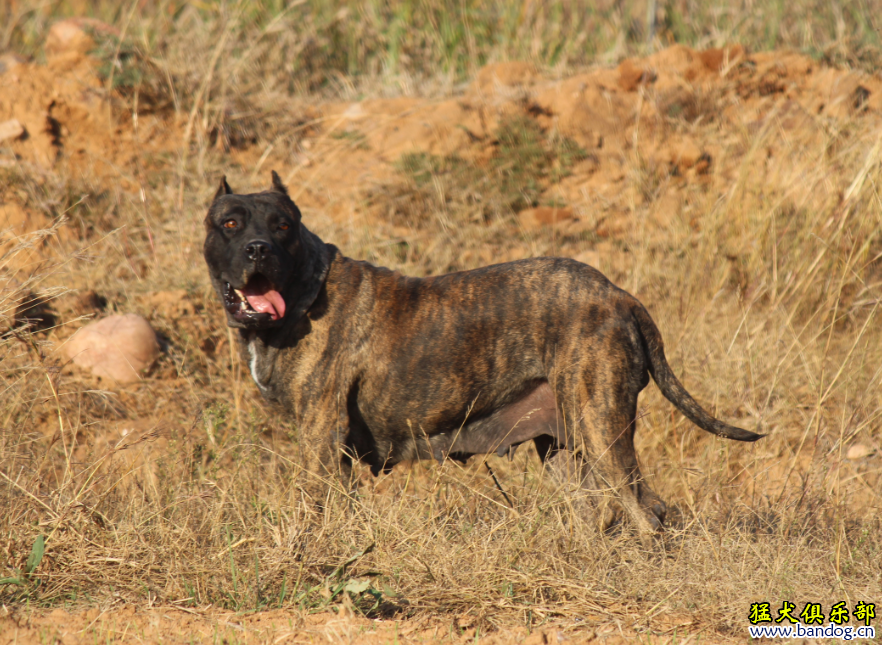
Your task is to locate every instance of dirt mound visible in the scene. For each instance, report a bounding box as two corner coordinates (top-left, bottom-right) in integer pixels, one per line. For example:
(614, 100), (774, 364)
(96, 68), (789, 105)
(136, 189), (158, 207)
(0, 19), (175, 183)
(3, 38), (879, 237)
(259, 43), (882, 248)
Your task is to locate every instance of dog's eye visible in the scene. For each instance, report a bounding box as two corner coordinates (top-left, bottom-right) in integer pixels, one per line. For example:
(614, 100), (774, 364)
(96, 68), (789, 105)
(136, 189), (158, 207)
(223, 219), (238, 229)
(278, 223), (289, 231)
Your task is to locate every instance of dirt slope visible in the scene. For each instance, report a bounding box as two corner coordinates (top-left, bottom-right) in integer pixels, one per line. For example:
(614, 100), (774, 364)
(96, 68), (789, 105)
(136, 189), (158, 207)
(3, 38), (880, 238)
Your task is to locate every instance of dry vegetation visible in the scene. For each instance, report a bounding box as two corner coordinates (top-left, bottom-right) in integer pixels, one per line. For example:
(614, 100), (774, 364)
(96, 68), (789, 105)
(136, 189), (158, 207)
(1, 1), (882, 643)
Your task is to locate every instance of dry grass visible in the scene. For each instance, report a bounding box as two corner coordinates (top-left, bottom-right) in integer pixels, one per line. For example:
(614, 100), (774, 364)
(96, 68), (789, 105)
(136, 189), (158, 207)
(2, 1), (882, 643)
(5, 0), (882, 83)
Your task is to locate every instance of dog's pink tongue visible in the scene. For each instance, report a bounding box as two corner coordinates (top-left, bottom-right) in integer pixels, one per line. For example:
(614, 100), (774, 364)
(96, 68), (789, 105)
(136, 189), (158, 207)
(245, 290), (286, 320)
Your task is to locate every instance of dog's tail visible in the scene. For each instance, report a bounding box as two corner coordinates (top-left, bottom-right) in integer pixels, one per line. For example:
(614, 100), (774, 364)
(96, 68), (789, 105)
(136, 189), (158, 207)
(631, 302), (763, 442)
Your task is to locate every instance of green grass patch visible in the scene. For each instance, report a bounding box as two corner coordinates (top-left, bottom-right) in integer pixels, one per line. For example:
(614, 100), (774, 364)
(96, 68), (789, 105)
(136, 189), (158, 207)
(390, 115), (588, 226)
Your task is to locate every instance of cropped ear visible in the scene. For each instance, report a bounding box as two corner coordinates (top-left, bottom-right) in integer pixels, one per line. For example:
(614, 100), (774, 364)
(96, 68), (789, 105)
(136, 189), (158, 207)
(269, 170), (289, 196)
(214, 176), (233, 200)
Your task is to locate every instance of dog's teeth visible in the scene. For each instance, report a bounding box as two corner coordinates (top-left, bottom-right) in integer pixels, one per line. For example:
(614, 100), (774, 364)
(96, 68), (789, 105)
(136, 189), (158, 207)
(234, 289), (245, 300)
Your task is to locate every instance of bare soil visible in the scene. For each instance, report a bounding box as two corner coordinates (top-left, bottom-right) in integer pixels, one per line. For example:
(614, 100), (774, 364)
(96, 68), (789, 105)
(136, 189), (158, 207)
(2, 604), (657, 645)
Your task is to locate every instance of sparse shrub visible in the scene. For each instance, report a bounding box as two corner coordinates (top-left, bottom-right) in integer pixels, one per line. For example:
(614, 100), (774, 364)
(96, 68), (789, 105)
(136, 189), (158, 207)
(387, 114), (587, 227)
(88, 30), (172, 111)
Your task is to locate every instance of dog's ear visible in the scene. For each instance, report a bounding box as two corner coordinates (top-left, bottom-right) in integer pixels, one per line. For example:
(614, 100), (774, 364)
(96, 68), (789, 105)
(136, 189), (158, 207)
(269, 170), (289, 196)
(214, 176), (233, 200)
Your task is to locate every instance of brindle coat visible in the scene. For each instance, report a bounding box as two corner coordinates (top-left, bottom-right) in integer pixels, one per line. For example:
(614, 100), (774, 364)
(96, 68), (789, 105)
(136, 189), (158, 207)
(203, 173), (762, 535)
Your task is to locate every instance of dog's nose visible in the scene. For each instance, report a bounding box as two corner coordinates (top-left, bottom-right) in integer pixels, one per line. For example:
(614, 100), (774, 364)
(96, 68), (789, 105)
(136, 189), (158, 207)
(245, 240), (272, 262)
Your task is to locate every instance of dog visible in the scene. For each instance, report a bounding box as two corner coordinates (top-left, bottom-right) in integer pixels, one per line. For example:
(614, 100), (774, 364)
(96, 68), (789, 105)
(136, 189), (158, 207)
(203, 172), (762, 535)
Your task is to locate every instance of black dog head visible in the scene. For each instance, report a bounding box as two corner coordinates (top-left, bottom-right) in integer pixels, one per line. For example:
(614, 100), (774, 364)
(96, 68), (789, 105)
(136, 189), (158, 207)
(203, 171), (325, 330)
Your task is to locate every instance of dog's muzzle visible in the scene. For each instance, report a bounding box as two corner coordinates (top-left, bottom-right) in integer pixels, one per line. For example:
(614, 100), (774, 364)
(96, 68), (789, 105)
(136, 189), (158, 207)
(222, 240), (287, 325)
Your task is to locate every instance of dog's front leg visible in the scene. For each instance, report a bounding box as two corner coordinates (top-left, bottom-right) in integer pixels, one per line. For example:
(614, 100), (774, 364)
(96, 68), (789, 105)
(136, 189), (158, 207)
(296, 403), (353, 509)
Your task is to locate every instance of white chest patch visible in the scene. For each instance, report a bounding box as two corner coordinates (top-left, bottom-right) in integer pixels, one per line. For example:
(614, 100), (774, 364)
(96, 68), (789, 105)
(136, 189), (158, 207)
(248, 340), (268, 391)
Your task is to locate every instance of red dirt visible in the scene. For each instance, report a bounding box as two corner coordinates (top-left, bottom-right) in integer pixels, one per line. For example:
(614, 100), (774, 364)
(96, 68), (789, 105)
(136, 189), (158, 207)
(0, 603), (690, 644)
(4, 37), (880, 241)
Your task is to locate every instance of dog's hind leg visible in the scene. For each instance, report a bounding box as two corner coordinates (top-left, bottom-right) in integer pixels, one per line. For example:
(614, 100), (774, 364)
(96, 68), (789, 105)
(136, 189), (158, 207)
(601, 398), (666, 533)
(546, 343), (662, 539)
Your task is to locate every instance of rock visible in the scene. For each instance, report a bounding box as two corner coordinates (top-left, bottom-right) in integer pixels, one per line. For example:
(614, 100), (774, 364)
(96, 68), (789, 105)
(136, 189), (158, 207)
(846, 444), (874, 460)
(0, 119), (25, 143)
(63, 314), (160, 384)
(46, 20), (96, 58)
(45, 17), (119, 59)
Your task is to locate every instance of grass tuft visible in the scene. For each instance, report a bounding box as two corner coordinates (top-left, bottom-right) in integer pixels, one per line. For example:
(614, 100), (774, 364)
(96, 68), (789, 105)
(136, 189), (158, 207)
(387, 115), (588, 229)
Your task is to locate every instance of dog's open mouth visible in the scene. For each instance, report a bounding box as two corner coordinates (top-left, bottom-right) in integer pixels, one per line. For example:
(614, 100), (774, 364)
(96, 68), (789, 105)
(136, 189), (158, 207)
(224, 274), (286, 322)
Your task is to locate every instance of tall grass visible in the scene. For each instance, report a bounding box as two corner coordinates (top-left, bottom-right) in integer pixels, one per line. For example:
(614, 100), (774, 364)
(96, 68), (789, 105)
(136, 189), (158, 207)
(4, 0), (881, 92)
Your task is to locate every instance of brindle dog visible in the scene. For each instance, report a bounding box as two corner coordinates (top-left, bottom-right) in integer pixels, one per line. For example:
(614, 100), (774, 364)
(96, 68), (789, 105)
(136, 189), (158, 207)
(203, 172), (762, 535)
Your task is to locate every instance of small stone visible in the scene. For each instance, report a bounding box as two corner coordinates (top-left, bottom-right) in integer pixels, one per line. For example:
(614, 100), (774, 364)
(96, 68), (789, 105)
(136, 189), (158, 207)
(63, 314), (160, 385)
(0, 119), (25, 143)
(45, 17), (119, 59)
(846, 444), (873, 460)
